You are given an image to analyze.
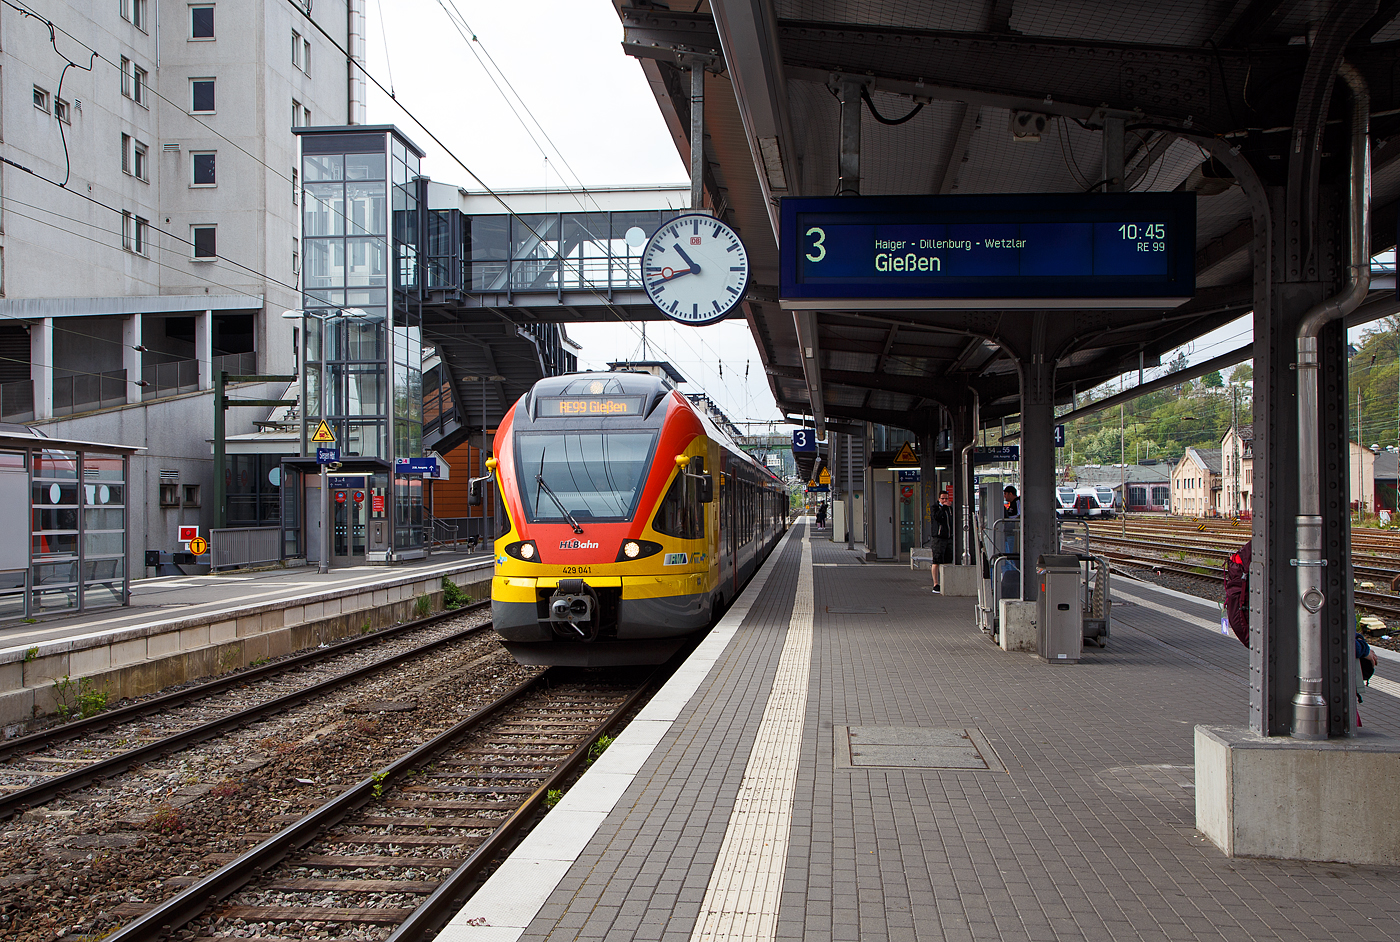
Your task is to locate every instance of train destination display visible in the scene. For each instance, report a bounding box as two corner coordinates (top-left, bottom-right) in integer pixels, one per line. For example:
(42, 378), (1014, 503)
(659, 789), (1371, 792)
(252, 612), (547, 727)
(537, 396), (645, 417)
(780, 193), (1195, 309)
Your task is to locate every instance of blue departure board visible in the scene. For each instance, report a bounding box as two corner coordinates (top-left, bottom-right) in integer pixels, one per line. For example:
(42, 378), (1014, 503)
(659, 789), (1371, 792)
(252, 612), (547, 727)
(779, 193), (1195, 308)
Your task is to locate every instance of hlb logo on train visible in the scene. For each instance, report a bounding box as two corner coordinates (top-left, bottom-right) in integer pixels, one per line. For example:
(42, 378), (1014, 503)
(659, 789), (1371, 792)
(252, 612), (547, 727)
(558, 538), (600, 550)
(663, 552), (688, 565)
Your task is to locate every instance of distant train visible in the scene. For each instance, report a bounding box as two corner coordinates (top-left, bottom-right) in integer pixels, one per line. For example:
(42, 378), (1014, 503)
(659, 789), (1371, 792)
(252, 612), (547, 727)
(1056, 485), (1118, 518)
(484, 372), (788, 666)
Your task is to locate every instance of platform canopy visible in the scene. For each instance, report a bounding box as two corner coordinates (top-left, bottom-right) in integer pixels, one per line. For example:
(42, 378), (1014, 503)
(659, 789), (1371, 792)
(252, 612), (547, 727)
(616, 0), (1400, 432)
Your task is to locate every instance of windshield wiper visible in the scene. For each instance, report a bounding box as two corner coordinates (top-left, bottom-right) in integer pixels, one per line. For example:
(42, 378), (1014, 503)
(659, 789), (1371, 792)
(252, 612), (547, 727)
(535, 475), (584, 533)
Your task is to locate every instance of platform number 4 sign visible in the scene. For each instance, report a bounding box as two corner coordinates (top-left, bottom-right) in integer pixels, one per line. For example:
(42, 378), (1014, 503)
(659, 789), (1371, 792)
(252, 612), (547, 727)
(793, 429), (816, 453)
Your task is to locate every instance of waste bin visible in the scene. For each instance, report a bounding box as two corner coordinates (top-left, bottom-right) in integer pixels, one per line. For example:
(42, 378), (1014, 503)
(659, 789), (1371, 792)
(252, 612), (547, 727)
(1037, 554), (1082, 663)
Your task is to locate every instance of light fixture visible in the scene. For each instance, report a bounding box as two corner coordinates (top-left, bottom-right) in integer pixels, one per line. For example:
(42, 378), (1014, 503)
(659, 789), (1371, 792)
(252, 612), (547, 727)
(623, 540), (641, 559)
(520, 542), (535, 560)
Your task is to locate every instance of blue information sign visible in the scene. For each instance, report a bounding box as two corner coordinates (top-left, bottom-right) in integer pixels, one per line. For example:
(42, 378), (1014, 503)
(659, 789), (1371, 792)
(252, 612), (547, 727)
(897, 469), (921, 483)
(974, 446), (1020, 465)
(780, 193), (1195, 307)
(792, 429), (817, 453)
(1054, 424), (1065, 447)
(316, 447), (339, 465)
(395, 458), (438, 475)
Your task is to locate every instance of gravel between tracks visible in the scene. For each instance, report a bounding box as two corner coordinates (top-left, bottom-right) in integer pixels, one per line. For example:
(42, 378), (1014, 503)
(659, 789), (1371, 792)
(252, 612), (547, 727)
(0, 609), (536, 942)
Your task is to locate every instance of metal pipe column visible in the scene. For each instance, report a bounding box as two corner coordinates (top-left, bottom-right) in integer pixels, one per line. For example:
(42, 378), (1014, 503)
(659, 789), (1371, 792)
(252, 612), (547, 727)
(1292, 62), (1370, 739)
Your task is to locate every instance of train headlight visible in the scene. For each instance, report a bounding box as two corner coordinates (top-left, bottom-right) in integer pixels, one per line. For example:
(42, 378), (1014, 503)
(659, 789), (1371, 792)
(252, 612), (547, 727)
(615, 539), (664, 562)
(503, 540), (540, 562)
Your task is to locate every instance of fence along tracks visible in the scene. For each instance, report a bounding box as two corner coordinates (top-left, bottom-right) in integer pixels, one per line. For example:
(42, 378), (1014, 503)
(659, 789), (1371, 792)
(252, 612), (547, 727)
(104, 668), (652, 942)
(0, 603), (489, 821)
(1083, 518), (1400, 619)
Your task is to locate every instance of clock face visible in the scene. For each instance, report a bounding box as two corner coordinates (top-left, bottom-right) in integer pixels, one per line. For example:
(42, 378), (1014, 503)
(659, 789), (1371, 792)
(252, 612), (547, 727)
(641, 214), (750, 325)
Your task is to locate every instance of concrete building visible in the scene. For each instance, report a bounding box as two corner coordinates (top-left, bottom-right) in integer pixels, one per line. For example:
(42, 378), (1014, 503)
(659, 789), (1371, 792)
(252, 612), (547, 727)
(1170, 447), (1221, 516)
(1220, 424), (1254, 515)
(0, 0), (361, 581)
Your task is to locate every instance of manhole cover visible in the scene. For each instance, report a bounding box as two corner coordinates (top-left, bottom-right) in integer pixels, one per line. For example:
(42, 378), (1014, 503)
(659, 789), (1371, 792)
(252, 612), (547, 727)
(826, 606), (887, 614)
(836, 726), (1005, 771)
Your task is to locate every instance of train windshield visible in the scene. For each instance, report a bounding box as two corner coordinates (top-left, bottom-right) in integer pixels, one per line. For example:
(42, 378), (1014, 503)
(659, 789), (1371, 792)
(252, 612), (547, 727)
(515, 431), (657, 524)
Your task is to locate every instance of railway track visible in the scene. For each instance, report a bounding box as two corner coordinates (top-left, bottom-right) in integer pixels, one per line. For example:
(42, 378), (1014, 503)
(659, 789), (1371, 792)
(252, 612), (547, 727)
(0, 603), (490, 821)
(102, 667), (654, 942)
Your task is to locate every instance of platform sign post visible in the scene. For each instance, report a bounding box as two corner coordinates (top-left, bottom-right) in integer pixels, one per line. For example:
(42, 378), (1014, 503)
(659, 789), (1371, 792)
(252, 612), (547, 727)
(311, 422), (335, 574)
(792, 429), (816, 453)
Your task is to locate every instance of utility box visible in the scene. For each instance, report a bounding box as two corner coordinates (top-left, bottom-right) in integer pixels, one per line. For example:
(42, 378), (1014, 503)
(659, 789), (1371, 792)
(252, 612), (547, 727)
(1037, 554), (1083, 664)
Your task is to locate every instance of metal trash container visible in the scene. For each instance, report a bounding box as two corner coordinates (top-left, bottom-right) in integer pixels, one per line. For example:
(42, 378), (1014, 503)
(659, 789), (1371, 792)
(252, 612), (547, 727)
(1037, 554), (1083, 664)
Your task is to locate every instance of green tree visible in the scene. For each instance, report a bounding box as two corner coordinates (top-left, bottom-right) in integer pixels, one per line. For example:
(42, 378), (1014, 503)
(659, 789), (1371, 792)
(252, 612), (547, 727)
(1202, 370), (1224, 388)
(1229, 362), (1253, 385)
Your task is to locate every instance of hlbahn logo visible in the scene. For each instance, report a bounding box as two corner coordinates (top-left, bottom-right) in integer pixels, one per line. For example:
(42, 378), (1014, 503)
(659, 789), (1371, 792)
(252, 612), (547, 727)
(663, 552), (688, 565)
(558, 539), (600, 550)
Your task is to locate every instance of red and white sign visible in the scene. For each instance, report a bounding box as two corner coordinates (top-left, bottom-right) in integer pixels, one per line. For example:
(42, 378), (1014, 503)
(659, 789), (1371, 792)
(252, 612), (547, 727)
(371, 495), (385, 513)
(335, 491), (347, 504)
(178, 526), (199, 542)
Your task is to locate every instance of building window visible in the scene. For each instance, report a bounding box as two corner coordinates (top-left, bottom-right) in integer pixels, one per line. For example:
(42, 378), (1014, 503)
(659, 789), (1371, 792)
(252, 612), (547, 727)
(135, 216), (150, 255)
(134, 141), (148, 181)
(292, 168), (299, 204)
(291, 98), (302, 128)
(133, 0), (148, 30)
(54, 98), (71, 124)
(159, 482), (180, 506)
(293, 238), (300, 274)
(192, 151), (216, 186)
(121, 133), (132, 173)
(191, 78), (215, 113)
(122, 211), (135, 251)
(292, 30), (303, 69)
(192, 225), (216, 259)
(303, 37), (312, 74)
(191, 4), (214, 39)
(303, 105), (312, 127)
(33, 86), (50, 113)
(120, 58), (131, 97)
(133, 66), (148, 105)
(183, 485), (201, 507)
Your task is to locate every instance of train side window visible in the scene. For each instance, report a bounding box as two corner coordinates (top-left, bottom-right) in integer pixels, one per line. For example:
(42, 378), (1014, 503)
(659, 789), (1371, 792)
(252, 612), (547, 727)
(653, 473), (702, 540)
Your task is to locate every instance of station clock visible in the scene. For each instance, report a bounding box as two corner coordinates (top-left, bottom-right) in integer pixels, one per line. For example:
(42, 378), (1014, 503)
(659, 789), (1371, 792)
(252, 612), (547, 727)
(641, 214), (750, 325)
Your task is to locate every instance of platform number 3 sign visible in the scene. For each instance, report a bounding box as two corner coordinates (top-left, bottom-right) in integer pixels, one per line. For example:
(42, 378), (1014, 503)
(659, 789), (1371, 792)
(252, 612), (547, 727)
(793, 429), (816, 453)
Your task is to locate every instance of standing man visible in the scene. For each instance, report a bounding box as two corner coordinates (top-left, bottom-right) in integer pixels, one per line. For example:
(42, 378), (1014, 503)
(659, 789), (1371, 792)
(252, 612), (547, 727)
(1004, 485), (1020, 517)
(929, 490), (954, 593)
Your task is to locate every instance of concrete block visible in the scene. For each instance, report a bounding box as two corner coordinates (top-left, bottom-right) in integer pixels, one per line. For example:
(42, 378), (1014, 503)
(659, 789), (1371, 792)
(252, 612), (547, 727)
(0, 660), (23, 693)
(262, 609), (284, 630)
(1196, 724), (1400, 865)
(209, 620), (238, 644)
(111, 637), (149, 667)
(236, 615), (263, 638)
(0, 688), (36, 727)
(939, 565), (979, 597)
(180, 625), (210, 650)
(373, 589), (389, 607)
(264, 629), (293, 659)
(281, 606), (304, 627)
(998, 600), (1037, 653)
(69, 645), (112, 676)
(303, 601), (324, 622)
(24, 653), (68, 687)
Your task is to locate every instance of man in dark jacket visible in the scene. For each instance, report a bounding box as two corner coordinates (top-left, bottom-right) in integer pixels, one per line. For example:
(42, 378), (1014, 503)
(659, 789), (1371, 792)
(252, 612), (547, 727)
(929, 490), (954, 593)
(1223, 541), (1250, 646)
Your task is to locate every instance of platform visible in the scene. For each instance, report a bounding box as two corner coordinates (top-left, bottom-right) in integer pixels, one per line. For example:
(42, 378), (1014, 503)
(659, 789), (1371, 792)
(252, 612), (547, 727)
(445, 521), (1400, 942)
(0, 553), (495, 730)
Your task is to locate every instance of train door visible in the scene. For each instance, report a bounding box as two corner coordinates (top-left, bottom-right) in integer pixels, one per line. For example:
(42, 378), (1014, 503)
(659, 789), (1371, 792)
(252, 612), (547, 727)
(331, 475), (369, 566)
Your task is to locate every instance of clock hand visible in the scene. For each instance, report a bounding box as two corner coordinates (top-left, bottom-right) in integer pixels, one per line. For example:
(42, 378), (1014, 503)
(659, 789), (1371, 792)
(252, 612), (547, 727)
(646, 265), (694, 289)
(672, 244), (702, 275)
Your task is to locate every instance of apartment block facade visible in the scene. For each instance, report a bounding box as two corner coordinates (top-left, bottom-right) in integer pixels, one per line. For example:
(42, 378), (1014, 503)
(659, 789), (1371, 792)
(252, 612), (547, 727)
(1, 0), (362, 576)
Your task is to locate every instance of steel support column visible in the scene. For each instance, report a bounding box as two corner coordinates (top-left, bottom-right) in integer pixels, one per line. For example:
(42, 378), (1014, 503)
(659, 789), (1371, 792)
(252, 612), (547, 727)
(1019, 315), (1057, 601)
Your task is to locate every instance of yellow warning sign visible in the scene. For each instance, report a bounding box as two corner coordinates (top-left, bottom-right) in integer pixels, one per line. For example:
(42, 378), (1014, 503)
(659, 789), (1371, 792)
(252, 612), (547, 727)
(893, 442), (918, 464)
(819, 467), (831, 484)
(188, 536), (209, 556)
(311, 420), (336, 444)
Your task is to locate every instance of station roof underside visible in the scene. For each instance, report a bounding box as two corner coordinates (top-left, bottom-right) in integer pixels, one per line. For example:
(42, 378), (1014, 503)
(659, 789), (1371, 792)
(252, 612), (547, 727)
(614, 0), (1400, 432)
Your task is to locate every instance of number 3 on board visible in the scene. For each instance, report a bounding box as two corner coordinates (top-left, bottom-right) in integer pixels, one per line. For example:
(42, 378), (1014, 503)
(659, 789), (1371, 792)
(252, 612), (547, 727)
(805, 227), (826, 263)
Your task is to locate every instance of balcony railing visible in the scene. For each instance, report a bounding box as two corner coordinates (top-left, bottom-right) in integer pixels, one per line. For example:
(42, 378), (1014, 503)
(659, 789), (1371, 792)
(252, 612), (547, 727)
(53, 370), (127, 416)
(0, 380), (34, 422)
(141, 359), (199, 400)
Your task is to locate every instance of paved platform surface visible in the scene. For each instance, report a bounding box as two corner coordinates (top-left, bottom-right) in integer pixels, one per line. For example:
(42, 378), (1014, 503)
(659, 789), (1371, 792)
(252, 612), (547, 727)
(446, 521), (1400, 942)
(0, 552), (494, 657)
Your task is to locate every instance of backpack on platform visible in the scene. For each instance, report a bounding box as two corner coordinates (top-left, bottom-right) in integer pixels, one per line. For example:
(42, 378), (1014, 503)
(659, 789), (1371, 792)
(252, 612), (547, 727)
(1223, 540), (1251, 647)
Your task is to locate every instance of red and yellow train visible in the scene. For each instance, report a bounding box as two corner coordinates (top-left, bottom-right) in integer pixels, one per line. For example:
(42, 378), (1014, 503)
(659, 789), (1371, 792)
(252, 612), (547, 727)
(486, 372), (789, 666)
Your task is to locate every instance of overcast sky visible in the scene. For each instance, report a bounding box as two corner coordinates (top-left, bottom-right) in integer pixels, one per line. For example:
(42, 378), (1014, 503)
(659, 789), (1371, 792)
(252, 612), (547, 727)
(362, 1), (1387, 432)
(363, 0), (792, 429)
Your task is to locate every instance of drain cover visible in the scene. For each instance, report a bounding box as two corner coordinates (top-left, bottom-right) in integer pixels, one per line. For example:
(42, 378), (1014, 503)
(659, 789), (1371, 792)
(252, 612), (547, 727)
(836, 726), (1005, 771)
